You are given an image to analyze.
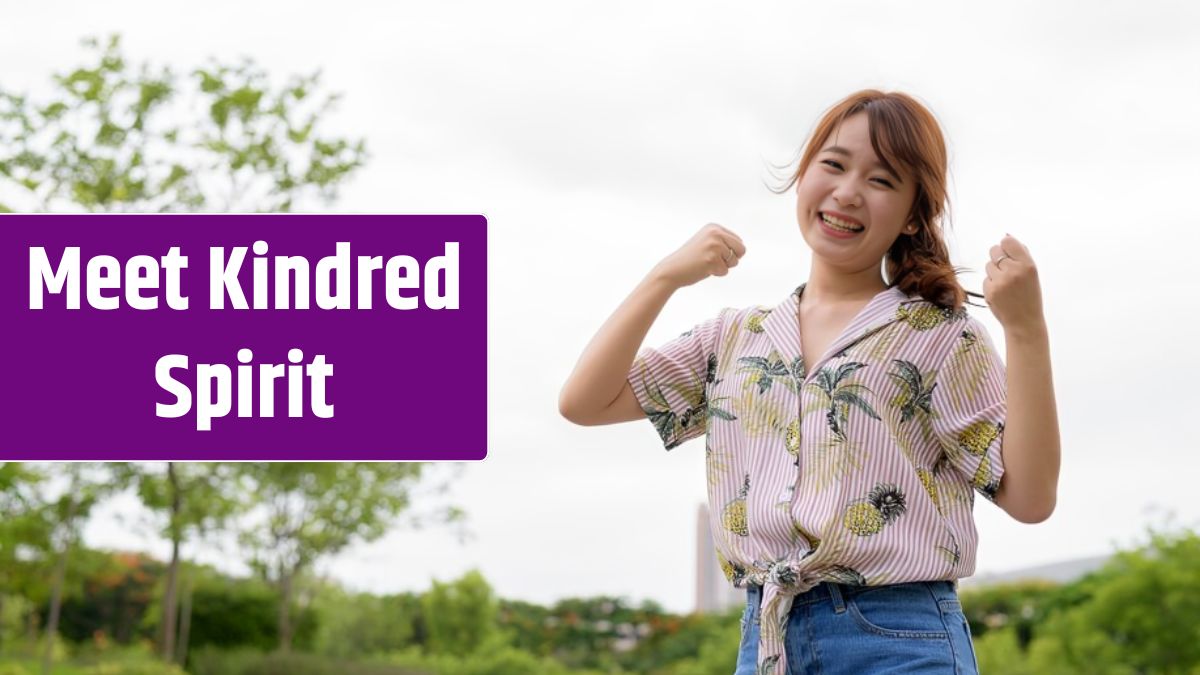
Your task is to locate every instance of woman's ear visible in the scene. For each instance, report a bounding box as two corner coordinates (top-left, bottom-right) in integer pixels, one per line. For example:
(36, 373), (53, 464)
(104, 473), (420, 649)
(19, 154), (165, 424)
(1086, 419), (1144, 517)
(904, 222), (920, 235)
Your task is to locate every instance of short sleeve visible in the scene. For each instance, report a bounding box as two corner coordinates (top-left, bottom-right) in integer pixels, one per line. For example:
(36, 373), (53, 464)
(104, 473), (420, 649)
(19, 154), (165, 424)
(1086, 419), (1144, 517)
(930, 316), (1007, 503)
(627, 309), (728, 450)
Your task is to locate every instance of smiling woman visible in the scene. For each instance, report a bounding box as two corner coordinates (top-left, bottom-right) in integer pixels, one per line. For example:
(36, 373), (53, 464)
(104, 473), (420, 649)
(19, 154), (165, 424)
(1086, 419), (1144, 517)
(560, 89), (1060, 675)
(776, 92), (965, 311)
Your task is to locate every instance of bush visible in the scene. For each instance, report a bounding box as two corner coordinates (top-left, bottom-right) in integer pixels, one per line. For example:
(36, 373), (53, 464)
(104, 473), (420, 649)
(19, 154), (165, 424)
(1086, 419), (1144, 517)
(972, 627), (1036, 675)
(78, 663), (188, 675)
(189, 648), (430, 675)
(385, 645), (611, 675)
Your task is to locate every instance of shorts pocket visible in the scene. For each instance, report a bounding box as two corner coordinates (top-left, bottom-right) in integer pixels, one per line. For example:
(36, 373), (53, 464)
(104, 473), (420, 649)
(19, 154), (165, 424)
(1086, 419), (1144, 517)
(939, 597), (980, 673)
(846, 583), (950, 639)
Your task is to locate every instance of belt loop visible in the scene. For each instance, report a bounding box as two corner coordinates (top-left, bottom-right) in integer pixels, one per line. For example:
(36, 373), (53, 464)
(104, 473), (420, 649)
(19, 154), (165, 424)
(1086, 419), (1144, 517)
(827, 582), (846, 614)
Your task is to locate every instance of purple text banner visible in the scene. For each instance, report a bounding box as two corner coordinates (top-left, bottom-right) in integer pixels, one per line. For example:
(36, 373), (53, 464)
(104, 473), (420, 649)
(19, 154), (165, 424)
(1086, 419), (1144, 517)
(1, 214), (487, 460)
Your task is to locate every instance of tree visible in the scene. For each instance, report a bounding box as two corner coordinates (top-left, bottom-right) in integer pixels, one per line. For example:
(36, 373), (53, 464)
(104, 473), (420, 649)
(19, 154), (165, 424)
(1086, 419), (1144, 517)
(0, 463), (48, 650)
(235, 462), (458, 651)
(111, 462), (240, 663)
(33, 462), (126, 675)
(310, 584), (422, 657)
(0, 32), (372, 661)
(0, 34), (365, 213)
(421, 569), (499, 656)
(1025, 527), (1200, 674)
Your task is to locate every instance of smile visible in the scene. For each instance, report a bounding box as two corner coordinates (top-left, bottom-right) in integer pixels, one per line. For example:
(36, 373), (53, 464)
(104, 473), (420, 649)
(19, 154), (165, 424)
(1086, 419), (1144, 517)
(819, 212), (864, 233)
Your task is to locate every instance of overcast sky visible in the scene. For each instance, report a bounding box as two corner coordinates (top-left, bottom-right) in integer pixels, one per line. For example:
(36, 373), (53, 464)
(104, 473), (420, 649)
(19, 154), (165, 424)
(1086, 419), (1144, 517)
(4, 0), (1199, 614)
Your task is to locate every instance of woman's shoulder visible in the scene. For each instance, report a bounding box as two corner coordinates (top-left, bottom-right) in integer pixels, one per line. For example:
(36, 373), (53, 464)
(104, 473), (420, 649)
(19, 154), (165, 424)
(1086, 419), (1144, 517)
(892, 291), (988, 330)
(889, 294), (995, 357)
(704, 304), (775, 327)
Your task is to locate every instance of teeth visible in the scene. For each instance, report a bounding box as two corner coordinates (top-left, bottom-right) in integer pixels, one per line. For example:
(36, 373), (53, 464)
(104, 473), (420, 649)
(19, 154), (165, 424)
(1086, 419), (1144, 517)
(821, 213), (864, 232)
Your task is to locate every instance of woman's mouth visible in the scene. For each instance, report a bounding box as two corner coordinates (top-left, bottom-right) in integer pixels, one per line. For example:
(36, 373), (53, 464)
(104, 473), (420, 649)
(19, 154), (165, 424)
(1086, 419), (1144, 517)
(818, 212), (865, 238)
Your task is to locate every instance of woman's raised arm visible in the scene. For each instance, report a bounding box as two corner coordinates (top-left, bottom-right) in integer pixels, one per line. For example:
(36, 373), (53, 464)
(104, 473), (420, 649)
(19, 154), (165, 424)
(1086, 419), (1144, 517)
(558, 223), (745, 426)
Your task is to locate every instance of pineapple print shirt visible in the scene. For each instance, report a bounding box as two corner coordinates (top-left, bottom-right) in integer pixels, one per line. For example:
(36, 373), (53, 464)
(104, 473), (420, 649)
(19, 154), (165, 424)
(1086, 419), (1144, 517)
(627, 283), (1006, 672)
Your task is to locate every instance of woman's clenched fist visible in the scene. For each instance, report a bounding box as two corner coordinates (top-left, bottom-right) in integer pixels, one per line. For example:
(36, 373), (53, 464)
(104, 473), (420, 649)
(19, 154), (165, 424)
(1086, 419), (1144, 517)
(652, 223), (746, 289)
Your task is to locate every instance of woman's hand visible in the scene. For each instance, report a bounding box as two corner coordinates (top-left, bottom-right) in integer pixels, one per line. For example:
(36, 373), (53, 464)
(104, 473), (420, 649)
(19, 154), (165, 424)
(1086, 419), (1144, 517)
(983, 234), (1045, 336)
(651, 223), (746, 289)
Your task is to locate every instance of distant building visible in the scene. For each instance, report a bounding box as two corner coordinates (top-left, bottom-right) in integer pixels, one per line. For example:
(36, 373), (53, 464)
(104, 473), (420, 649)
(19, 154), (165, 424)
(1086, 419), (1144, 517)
(695, 503), (745, 613)
(961, 554), (1111, 589)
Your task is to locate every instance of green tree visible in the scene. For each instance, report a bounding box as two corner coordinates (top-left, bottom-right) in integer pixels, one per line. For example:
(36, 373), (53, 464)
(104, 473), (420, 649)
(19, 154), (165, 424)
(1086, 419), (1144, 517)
(421, 570), (499, 656)
(57, 549), (163, 645)
(311, 584), (422, 658)
(1024, 527), (1200, 674)
(660, 609), (743, 675)
(0, 34), (365, 213)
(33, 463), (126, 675)
(235, 462), (457, 651)
(111, 462), (240, 664)
(0, 463), (48, 650)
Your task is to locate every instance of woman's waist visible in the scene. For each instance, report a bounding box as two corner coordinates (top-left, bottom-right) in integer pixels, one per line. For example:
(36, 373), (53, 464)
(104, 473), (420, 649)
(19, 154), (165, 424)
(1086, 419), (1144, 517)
(744, 578), (959, 609)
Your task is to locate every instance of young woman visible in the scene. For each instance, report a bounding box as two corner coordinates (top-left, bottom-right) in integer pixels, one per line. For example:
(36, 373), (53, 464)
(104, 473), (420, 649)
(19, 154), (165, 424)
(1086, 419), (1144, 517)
(559, 90), (1060, 674)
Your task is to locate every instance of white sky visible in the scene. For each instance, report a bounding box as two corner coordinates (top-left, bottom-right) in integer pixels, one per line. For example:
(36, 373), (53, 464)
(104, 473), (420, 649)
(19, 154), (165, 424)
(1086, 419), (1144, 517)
(4, 0), (1200, 614)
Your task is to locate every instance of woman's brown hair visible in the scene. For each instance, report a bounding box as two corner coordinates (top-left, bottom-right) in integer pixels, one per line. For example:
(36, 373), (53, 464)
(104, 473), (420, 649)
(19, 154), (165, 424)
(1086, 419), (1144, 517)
(772, 90), (982, 311)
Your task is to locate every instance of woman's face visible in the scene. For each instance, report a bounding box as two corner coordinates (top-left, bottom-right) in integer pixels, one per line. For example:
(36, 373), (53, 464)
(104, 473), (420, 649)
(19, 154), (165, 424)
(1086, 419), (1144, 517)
(795, 111), (919, 272)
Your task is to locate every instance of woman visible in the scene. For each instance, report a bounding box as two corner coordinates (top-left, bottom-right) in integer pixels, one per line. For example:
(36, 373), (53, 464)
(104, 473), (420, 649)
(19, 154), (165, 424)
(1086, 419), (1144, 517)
(559, 90), (1060, 674)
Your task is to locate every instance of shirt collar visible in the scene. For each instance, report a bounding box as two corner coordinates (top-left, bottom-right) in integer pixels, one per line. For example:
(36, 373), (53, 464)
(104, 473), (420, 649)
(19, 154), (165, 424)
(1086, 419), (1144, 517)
(759, 282), (916, 382)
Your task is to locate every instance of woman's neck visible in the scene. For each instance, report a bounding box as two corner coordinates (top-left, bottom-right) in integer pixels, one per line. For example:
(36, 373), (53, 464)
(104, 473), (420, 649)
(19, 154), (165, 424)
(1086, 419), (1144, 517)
(802, 257), (889, 306)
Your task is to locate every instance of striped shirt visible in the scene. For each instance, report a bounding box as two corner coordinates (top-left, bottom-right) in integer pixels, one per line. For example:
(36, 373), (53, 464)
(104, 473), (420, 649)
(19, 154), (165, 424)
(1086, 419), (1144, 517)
(627, 282), (1007, 671)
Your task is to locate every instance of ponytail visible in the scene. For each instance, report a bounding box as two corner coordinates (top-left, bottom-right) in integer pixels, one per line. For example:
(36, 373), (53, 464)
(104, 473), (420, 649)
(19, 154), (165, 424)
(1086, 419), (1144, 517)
(885, 195), (983, 312)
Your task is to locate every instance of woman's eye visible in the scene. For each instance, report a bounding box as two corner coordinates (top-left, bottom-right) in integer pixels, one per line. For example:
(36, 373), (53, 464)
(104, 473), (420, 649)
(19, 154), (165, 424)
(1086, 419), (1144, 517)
(822, 159), (893, 188)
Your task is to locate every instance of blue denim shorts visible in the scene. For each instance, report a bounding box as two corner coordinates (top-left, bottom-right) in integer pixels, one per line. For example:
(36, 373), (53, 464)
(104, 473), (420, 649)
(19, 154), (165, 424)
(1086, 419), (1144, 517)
(734, 580), (979, 675)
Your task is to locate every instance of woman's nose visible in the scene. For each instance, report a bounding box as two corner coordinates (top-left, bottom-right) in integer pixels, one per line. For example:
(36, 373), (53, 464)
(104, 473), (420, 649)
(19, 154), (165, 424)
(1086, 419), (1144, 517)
(832, 183), (862, 209)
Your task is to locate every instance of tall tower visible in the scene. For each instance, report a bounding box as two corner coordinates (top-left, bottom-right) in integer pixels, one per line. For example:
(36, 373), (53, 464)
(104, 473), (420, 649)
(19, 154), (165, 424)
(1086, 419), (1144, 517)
(695, 502), (746, 613)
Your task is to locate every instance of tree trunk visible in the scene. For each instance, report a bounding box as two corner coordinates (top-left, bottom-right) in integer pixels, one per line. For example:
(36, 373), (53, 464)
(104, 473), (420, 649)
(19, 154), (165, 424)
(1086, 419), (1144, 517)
(161, 462), (181, 661)
(174, 577), (193, 665)
(278, 569), (294, 652)
(41, 499), (76, 675)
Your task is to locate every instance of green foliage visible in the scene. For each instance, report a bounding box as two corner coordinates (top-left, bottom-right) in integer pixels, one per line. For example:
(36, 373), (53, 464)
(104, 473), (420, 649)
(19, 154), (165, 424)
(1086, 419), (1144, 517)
(58, 552), (162, 644)
(106, 463), (242, 661)
(76, 661), (187, 675)
(494, 593), (737, 673)
(385, 645), (610, 675)
(657, 610), (742, 675)
(420, 571), (498, 656)
(973, 627), (1037, 675)
(235, 462), (440, 650)
(0, 644), (194, 674)
(174, 576), (321, 654)
(618, 608), (739, 673)
(0, 34), (366, 213)
(311, 588), (420, 658)
(1026, 528), (1200, 674)
(110, 464), (240, 549)
(961, 526), (1200, 674)
(0, 464), (50, 615)
(237, 463), (429, 578)
(190, 649), (430, 675)
(958, 578), (1058, 646)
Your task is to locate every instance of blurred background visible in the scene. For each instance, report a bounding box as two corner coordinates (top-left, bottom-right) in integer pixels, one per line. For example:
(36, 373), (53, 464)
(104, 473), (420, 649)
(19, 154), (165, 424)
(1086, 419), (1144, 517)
(2, 1), (1199, 673)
